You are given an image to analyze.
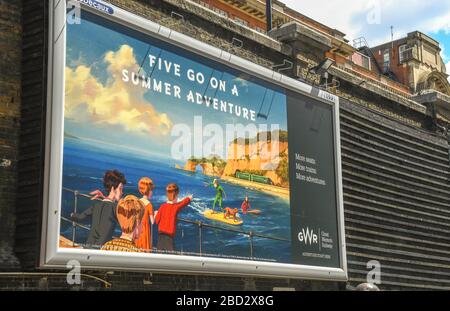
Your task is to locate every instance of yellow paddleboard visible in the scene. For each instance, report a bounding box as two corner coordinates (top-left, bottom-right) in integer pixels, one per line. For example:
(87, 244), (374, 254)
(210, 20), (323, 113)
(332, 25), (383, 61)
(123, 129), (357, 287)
(202, 209), (243, 226)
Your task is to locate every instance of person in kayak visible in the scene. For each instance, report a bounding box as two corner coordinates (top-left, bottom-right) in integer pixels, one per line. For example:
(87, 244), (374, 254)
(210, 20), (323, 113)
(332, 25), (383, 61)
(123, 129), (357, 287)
(241, 195), (251, 214)
(205, 179), (226, 214)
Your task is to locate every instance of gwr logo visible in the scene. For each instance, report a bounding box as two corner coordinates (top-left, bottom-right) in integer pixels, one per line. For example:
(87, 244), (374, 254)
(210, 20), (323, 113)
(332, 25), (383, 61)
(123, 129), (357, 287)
(298, 227), (318, 245)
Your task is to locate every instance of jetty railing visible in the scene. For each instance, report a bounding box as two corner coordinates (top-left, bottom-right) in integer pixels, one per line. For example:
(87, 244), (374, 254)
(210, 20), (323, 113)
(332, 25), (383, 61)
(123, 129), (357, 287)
(61, 188), (289, 259)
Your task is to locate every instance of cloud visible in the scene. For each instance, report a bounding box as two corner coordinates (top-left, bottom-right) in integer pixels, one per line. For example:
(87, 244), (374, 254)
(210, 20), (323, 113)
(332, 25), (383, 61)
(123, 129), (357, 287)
(65, 45), (173, 137)
(421, 10), (450, 34)
(280, 0), (366, 39)
(281, 0), (450, 46)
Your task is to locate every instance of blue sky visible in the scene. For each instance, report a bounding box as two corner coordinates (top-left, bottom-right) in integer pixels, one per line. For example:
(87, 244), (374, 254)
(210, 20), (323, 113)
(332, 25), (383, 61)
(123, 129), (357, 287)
(65, 11), (287, 159)
(282, 0), (450, 80)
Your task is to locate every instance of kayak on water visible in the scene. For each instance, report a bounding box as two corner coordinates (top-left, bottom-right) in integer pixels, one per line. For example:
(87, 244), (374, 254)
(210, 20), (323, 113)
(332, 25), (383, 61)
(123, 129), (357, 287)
(245, 209), (261, 215)
(202, 209), (243, 226)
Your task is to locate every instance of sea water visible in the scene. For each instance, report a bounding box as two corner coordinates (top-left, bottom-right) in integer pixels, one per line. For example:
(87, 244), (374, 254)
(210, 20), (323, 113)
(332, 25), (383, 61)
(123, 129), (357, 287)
(60, 137), (291, 263)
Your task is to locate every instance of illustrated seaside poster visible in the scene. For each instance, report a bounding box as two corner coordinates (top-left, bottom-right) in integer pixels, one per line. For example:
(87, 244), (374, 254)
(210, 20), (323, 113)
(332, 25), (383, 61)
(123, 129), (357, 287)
(58, 7), (341, 269)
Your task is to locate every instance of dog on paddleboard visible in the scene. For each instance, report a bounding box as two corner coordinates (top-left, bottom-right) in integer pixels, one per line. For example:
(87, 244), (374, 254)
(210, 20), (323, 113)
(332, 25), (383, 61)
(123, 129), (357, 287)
(223, 207), (239, 221)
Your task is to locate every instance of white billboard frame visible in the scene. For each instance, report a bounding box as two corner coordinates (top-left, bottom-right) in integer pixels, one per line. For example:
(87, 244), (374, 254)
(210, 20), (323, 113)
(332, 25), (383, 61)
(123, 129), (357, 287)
(40, 0), (347, 281)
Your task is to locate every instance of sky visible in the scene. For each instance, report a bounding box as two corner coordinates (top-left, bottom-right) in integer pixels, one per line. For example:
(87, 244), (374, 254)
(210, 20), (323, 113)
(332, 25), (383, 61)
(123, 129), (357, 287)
(281, 0), (450, 81)
(65, 11), (287, 159)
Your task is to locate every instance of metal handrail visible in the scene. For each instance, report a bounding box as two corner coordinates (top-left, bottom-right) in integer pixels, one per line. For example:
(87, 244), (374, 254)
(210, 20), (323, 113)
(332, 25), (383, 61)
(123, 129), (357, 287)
(353, 37), (369, 49)
(61, 188), (289, 258)
(353, 36), (383, 75)
(61, 216), (90, 231)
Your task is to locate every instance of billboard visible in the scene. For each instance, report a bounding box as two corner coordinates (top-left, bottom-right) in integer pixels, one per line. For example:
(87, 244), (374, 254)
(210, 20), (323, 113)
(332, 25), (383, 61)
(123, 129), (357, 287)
(41, 0), (346, 280)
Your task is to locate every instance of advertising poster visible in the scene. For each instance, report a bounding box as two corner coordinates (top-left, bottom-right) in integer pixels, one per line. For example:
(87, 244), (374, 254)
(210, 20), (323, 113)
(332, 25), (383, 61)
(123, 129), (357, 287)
(45, 0), (345, 278)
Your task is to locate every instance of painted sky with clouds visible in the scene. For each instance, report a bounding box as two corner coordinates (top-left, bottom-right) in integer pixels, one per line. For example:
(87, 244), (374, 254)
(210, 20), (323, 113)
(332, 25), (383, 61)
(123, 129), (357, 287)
(65, 11), (287, 159)
(282, 0), (450, 81)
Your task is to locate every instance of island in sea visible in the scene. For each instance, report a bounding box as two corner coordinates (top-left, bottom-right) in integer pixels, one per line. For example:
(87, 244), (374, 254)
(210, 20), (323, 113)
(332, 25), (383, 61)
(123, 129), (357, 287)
(176, 130), (290, 199)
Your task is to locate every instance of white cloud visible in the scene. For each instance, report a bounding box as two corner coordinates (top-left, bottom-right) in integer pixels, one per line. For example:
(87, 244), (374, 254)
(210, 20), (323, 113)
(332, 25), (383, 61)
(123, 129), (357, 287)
(280, 0), (366, 39)
(421, 10), (450, 34)
(280, 0), (450, 46)
(65, 45), (173, 137)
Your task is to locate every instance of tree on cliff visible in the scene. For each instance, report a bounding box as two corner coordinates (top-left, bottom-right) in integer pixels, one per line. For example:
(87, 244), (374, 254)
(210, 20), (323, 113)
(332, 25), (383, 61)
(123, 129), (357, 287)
(276, 157), (289, 187)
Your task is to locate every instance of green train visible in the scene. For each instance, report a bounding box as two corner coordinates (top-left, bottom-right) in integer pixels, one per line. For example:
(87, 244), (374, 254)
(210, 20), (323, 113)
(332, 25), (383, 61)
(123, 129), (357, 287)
(235, 171), (273, 185)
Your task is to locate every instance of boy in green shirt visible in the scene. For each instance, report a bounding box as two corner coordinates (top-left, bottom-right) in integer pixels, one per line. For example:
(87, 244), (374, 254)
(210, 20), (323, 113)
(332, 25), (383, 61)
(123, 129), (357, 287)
(205, 179), (226, 213)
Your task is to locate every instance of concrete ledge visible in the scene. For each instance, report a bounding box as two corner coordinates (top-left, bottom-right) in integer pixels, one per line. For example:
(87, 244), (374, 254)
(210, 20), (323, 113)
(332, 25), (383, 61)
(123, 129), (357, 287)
(413, 90), (450, 121)
(331, 66), (427, 115)
(162, 0), (291, 55)
(269, 21), (332, 54)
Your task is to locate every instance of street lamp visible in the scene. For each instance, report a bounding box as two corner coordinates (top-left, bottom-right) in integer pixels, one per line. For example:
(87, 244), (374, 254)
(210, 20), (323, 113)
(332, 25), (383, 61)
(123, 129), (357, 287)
(309, 57), (334, 76)
(307, 58), (335, 88)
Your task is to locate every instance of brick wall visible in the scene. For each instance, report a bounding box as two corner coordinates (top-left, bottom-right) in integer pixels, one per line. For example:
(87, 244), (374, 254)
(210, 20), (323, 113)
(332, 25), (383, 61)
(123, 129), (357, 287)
(0, 0), (22, 270)
(372, 41), (410, 88)
(199, 0), (267, 30)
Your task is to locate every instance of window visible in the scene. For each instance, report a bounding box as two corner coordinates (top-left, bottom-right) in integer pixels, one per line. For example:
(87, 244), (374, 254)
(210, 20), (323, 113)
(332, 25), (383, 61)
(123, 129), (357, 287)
(351, 52), (371, 71)
(383, 49), (390, 63)
(383, 49), (390, 72)
(361, 55), (371, 70)
(399, 44), (407, 63)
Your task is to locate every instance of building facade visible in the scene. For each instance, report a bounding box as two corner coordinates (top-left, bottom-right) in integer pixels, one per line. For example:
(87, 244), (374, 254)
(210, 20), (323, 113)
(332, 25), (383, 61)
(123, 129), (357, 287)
(369, 32), (450, 95)
(1, 0), (450, 291)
